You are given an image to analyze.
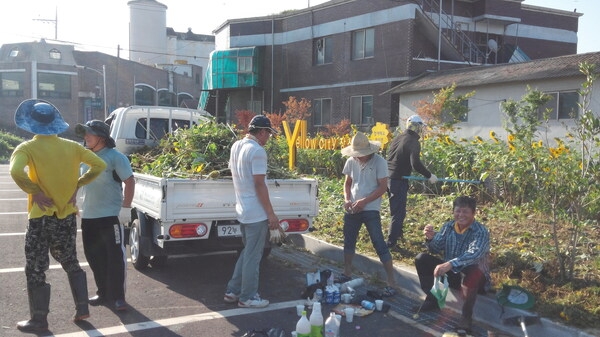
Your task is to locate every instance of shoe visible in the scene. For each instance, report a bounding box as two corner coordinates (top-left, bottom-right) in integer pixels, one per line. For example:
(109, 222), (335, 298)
(238, 294), (269, 308)
(114, 299), (128, 311)
(382, 286), (396, 297)
(224, 292), (239, 303)
(415, 299), (440, 312)
(89, 295), (105, 306)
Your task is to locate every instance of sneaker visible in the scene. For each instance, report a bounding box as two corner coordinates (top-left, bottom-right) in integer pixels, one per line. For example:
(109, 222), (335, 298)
(238, 294), (269, 308)
(224, 292), (239, 303)
(114, 299), (128, 311)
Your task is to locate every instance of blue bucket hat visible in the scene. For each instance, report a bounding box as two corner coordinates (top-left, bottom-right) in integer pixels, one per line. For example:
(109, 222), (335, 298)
(15, 99), (69, 135)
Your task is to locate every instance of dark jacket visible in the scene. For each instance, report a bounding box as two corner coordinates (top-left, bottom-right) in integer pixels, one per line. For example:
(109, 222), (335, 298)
(387, 129), (432, 180)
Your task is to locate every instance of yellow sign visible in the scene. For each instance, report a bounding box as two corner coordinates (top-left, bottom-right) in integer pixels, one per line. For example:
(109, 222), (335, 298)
(369, 122), (392, 148)
(282, 120), (391, 170)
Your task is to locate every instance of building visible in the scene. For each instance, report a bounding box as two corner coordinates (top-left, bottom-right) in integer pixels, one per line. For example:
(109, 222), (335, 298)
(387, 51), (600, 141)
(0, 40), (204, 139)
(202, 0), (581, 132)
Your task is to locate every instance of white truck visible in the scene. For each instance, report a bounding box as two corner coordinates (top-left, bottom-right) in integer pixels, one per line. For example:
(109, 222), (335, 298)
(107, 106), (319, 270)
(106, 105), (212, 155)
(126, 174), (319, 270)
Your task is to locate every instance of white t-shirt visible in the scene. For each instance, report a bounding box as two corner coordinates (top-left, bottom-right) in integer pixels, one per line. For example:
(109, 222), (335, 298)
(229, 137), (268, 223)
(342, 154), (388, 212)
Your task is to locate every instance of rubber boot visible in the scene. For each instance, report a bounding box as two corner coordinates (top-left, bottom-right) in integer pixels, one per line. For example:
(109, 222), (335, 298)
(68, 270), (90, 322)
(457, 285), (478, 333)
(17, 283), (51, 332)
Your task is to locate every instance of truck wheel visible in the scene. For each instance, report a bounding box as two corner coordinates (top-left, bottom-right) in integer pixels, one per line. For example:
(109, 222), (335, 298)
(130, 219), (150, 270)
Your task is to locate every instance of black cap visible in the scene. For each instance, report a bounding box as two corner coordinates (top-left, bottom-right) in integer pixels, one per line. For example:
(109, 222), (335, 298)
(75, 120), (116, 148)
(248, 115), (278, 134)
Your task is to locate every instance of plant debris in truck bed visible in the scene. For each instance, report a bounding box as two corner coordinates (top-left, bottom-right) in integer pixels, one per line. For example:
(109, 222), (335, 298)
(129, 122), (238, 179)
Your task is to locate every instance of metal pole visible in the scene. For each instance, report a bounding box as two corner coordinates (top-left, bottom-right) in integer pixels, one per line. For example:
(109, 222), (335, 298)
(102, 65), (107, 120)
(438, 0), (442, 71)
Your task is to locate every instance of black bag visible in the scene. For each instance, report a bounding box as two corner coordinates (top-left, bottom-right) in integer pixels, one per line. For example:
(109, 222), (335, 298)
(241, 328), (286, 337)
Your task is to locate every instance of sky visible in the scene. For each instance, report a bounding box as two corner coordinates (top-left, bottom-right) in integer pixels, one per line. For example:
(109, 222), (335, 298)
(0, 0), (596, 59)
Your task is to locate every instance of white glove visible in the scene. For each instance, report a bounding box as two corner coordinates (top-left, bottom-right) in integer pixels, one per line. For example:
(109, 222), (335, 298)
(269, 227), (287, 244)
(428, 174), (438, 184)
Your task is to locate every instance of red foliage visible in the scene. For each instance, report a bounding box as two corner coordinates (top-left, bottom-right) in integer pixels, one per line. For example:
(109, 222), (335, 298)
(321, 119), (351, 137)
(234, 110), (256, 133)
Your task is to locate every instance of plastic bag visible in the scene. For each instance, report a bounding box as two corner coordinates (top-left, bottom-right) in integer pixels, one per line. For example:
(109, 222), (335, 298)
(430, 275), (449, 308)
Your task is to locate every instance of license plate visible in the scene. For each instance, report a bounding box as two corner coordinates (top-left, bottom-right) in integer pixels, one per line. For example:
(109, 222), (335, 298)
(217, 224), (241, 237)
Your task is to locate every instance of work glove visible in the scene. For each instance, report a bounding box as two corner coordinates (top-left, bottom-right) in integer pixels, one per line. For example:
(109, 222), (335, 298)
(428, 174), (438, 184)
(269, 226), (287, 244)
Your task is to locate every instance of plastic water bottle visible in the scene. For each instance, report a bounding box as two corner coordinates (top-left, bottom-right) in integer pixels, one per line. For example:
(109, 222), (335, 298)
(340, 277), (364, 293)
(296, 310), (311, 337)
(361, 300), (375, 310)
(324, 312), (340, 337)
(309, 301), (324, 337)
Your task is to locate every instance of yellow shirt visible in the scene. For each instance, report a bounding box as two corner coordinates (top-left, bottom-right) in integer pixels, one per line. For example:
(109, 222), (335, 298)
(10, 135), (106, 219)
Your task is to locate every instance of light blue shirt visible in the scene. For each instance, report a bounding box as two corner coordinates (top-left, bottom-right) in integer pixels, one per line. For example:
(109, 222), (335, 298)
(342, 154), (388, 212)
(80, 147), (133, 218)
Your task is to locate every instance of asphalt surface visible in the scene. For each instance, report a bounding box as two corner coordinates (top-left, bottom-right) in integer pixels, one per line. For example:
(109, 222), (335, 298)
(0, 164), (437, 337)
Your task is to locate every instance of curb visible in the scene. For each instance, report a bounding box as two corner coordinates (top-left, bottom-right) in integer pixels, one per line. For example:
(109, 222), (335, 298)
(287, 234), (595, 337)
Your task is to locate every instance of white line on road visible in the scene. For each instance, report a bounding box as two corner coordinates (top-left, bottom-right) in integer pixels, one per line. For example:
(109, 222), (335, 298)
(50, 300), (304, 337)
(0, 212), (28, 215)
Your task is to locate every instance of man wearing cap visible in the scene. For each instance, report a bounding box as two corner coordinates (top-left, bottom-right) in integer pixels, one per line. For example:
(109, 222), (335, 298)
(415, 196), (490, 335)
(338, 132), (397, 297)
(75, 120), (135, 312)
(386, 115), (437, 249)
(10, 99), (106, 332)
(223, 115), (279, 308)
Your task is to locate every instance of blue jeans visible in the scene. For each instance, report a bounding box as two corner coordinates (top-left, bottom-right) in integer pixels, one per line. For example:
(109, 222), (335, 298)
(226, 219), (268, 302)
(343, 211), (392, 264)
(387, 178), (409, 244)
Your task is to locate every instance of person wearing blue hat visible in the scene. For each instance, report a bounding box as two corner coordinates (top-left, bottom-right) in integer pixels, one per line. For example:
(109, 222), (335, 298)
(223, 115), (279, 308)
(10, 99), (106, 332)
(75, 120), (135, 312)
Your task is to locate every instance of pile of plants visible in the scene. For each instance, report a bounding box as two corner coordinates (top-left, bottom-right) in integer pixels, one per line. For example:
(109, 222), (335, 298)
(0, 131), (24, 163)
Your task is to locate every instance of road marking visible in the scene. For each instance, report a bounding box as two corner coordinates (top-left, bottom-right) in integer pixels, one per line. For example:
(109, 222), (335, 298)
(0, 198), (27, 201)
(51, 300), (304, 337)
(0, 211), (28, 215)
(0, 262), (90, 274)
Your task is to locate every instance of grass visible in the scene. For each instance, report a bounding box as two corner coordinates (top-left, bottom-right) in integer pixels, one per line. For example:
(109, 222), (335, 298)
(309, 177), (600, 333)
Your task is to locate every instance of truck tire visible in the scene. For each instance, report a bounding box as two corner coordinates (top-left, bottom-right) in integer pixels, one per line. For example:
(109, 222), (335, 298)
(150, 255), (168, 268)
(130, 219), (150, 270)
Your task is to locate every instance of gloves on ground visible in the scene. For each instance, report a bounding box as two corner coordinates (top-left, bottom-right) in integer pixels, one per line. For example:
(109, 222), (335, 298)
(428, 174), (438, 184)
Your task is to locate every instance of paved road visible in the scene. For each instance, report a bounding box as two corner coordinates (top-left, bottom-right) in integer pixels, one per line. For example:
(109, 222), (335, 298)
(0, 164), (435, 337)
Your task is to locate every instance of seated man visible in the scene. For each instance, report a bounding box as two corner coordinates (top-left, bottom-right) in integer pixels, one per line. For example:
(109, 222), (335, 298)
(414, 196), (491, 334)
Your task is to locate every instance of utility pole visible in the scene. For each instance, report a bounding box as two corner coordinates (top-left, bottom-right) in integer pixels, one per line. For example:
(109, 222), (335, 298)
(33, 7), (58, 40)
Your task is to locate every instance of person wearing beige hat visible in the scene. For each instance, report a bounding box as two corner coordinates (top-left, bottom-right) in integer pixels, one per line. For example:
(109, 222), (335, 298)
(338, 132), (397, 297)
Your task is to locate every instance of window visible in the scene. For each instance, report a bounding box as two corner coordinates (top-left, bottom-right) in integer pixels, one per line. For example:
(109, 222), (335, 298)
(134, 85), (155, 105)
(315, 37), (333, 65)
(9, 48), (19, 57)
(37, 72), (71, 99)
(350, 95), (373, 125)
(238, 57), (252, 73)
(352, 28), (374, 60)
(158, 90), (176, 107)
(135, 118), (193, 140)
(1, 71), (24, 97)
(49, 48), (61, 60)
(539, 91), (579, 120)
(313, 98), (332, 126)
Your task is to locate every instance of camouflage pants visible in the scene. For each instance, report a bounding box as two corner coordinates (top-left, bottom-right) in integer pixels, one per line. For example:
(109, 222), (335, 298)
(24, 214), (82, 287)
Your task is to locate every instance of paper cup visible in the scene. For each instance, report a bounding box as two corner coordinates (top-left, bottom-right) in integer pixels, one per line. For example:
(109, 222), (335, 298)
(296, 304), (304, 316)
(375, 299), (383, 311)
(341, 293), (352, 304)
(344, 307), (354, 322)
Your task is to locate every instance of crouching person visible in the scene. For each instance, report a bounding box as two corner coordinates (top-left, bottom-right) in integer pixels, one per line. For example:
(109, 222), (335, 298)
(414, 196), (491, 335)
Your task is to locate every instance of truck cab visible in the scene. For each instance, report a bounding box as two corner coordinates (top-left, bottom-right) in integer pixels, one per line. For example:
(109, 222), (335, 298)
(106, 106), (212, 155)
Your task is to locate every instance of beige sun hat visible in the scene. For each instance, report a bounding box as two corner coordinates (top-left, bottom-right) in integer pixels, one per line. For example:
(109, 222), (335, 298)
(341, 132), (381, 157)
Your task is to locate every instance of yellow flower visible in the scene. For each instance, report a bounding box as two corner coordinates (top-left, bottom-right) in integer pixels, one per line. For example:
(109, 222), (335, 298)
(489, 131), (499, 143)
(508, 134), (515, 142)
(508, 142), (516, 152)
(475, 136), (483, 143)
